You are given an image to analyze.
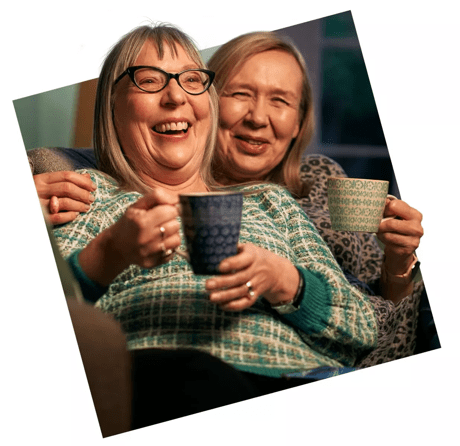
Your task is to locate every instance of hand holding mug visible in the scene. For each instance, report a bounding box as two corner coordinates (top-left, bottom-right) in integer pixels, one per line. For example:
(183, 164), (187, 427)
(205, 243), (300, 312)
(377, 196), (424, 274)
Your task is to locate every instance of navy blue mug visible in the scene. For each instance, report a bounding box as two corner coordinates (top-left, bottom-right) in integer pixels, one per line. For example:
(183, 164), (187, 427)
(179, 192), (243, 275)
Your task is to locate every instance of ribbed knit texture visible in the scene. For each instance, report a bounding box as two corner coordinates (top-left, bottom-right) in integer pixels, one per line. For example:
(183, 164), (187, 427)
(54, 169), (378, 377)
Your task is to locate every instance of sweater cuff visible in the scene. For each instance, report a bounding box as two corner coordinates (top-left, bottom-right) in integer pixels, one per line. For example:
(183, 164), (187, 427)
(67, 250), (108, 303)
(282, 265), (332, 334)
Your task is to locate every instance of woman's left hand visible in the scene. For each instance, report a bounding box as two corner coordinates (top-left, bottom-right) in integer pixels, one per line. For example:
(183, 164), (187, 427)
(205, 243), (299, 312)
(376, 197), (424, 275)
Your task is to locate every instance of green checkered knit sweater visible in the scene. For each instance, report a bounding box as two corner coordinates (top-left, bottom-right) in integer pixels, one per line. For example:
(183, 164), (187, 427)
(54, 170), (378, 377)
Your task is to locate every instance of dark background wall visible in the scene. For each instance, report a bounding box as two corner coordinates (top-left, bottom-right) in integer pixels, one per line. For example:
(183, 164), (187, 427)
(277, 11), (400, 197)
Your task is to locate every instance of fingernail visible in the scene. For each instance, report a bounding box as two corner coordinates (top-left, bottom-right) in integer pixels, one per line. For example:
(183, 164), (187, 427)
(206, 280), (216, 289)
(85, 204), (91, 211)
(89, 194), (96, 203)
(91, 182), (97, 190)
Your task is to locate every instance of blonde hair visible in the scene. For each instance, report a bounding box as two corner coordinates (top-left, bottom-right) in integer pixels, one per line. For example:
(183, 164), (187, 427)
(93, 23), (219, 194)
(208, 31), (315, 197)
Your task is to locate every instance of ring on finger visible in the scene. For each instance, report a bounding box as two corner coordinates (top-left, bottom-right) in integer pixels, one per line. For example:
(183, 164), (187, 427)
(160, 242), (174, 257)
(159, 226), (166, 239)
(246, 281), (255, 297)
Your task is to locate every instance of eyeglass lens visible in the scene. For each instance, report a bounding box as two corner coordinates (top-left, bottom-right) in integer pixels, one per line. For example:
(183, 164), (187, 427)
(134, 68), (211, 94)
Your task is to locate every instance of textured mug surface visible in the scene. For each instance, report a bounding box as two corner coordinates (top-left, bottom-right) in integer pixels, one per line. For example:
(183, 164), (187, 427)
(327, 177), (389, 232)
(180, 192), (243, 275)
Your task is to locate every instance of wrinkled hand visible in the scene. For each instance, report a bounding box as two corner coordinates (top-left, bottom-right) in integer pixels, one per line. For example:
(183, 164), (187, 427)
(34, 171), (96, 225)
(205, 243), (299, 312)
(79, 188), (182, 287)
(377, 197), (423, 274)
(106, 188), (182, 270)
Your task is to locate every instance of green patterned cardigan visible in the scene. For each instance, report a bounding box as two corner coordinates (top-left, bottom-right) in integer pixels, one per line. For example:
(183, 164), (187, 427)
(53, 170), (378, 378)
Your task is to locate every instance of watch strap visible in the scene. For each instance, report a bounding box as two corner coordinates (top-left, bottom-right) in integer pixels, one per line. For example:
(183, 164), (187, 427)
(271, 267), (305, 314)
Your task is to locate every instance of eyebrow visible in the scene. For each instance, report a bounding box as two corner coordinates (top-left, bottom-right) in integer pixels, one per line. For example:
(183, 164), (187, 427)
(153, 63), (200, 72)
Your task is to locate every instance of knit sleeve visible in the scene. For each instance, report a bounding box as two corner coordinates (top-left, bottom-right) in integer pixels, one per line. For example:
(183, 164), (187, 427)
(267, 186), (378, 365)
(52, 169), (140, 263)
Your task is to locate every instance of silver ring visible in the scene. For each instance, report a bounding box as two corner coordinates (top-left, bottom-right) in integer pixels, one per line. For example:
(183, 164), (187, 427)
(246, 281), (255, 297)
(159, 226), (166, 239)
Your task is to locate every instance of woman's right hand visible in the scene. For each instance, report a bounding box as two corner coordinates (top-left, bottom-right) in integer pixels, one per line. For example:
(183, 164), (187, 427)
(34, 171), (96, 225)
(78, 188), (182, 286)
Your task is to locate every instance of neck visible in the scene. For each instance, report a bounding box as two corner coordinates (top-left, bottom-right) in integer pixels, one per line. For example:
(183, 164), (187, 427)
(141, 171), (209, 197)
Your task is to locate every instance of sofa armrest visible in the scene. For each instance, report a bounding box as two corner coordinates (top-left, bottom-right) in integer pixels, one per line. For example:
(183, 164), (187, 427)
(28, 147), (97, 175)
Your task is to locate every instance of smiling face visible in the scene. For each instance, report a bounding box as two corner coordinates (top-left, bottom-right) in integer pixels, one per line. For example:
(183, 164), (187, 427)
(216, 50), (303, 184)
(113, 39), (211, 190)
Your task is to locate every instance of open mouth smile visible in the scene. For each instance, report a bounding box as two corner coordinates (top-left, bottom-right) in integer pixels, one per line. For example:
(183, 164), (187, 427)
(153, 121), (189, 135)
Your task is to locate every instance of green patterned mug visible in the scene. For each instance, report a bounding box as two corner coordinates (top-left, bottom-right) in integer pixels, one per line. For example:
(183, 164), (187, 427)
(327, 177), (390, 232)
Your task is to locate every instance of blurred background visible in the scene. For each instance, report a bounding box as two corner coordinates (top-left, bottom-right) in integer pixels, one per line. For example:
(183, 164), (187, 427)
(13, 10), (400, 197)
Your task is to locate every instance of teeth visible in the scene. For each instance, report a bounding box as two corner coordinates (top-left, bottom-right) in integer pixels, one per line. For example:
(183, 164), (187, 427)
(154, 121), (188, 133)
(243, 138), (263, 145)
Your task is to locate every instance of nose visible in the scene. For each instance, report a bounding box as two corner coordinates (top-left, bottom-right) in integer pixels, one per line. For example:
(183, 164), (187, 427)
(160, 78), (187, 107)
(244, 97), (269, 128)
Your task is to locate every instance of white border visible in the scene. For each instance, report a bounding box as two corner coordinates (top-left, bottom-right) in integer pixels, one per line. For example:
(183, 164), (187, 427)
(2, 1), (458, 444)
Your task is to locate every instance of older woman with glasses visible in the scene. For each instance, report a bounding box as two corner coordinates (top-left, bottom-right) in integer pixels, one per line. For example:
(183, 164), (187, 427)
(43, 23), (378, 429)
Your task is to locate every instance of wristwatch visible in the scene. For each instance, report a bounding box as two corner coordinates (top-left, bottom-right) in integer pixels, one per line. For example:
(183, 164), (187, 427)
(271, 268), (305, 314)
(381, 254), (421, 285)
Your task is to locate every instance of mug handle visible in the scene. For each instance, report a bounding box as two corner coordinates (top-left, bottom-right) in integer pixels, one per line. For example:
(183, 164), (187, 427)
(381, 194), (400, 223)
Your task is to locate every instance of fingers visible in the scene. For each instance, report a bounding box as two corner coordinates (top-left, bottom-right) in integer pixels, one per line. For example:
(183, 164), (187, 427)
(132, 188), (179, 210)
(217, 244), (254, 273)
(207, 279), (258, 312)
(206, 245), (260, 311)
(38, 171), (95, 189)
(383, 198), (423, 222)
(116, 201), (182, 269)
(47, 211), (81, 226)
(34, 171), (96, 204)
(378, 200), (424, 260)
(49, 196), (91, 214)
(137, 220), (182, 258)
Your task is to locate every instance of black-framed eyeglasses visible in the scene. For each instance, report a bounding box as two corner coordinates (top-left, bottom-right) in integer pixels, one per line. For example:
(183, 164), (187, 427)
(114, 66), (215, 95)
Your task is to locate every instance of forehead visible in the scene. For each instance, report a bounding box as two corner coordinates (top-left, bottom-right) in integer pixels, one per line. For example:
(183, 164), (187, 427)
(134, 39), (198, 68)
(230, 50), (303, 90)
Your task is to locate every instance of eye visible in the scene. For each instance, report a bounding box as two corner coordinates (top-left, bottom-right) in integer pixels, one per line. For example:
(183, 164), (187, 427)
(232, 91), (250, 98)
(134, 68), (165, 88)
(272, 97), (289, 106)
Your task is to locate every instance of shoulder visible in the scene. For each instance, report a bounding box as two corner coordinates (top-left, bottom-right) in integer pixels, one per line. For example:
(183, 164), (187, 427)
(240, 182), (296, 203)
(300, 154), (347, 180)
(76, 169), (141, 206)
